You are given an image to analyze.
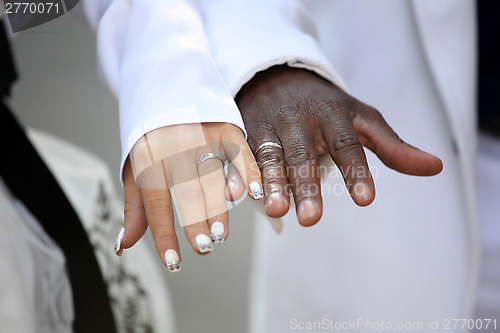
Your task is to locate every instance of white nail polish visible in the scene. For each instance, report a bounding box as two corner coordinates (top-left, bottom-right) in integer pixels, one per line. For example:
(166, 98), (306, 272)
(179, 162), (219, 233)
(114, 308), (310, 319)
(249, 182), (264, 199)
(114, 227), (124, 254)
(195, 234), (213, 253)
(164, 249), (181, 273)
(211, 222), (225, 244)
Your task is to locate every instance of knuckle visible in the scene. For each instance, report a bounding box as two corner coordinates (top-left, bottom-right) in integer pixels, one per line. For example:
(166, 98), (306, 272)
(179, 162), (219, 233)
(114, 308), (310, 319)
(366, 106), (384, 121)
(285, 146), (318, 181)
(144, 198), (168, 216)
(331, 133), (361, 155)
(258, 150), (284, 169)
(276, 105), (301, 123)
(264, 176), (283, 188)
(285, 144), (316, 167)
(155, 233), (177, 246)
(318, 99), (343, 113)
(318, 99), (353, 120)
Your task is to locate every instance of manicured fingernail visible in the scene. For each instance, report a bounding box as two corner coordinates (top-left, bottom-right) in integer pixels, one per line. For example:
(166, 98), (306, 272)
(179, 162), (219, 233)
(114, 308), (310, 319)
(297, 200), (321, 225)
(164, 249), (181, 273)
(249, 182), (264, 199)
(195, 234), (213, 253)
(211, 222), (225, 244)
(114, 227), (124, 256)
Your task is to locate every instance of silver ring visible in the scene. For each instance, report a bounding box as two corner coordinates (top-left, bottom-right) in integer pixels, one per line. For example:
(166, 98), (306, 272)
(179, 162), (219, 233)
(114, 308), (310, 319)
(254, 142), (283, 156)
(197, 152), (222, 168)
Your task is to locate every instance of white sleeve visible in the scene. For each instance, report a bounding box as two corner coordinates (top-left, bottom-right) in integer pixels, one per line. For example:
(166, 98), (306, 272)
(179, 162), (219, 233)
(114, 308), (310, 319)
(80, 0), (245, 178)
(200, 0), (347, 96)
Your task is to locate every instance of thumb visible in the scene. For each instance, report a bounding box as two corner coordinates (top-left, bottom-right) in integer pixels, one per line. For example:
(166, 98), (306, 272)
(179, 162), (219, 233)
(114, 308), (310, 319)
(354, 106), (443, 176)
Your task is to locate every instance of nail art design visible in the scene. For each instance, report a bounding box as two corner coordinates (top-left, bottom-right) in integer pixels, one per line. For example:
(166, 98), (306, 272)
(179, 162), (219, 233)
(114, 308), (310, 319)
(195, 234), (213, 253)
(249, 182), (264, 199)
(114, 227), (124, 255)
(211, 222), (225, 244)
(164, 249), (181, 273)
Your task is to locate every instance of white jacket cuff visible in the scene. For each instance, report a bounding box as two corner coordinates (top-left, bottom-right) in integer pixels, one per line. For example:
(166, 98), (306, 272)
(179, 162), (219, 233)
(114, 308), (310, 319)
(83, 0), (245, 182)
(201, 0), (347, 96)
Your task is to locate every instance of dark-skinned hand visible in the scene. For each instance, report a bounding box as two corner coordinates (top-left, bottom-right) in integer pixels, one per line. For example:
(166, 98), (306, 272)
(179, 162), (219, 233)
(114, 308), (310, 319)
(236, 65), (443, 226)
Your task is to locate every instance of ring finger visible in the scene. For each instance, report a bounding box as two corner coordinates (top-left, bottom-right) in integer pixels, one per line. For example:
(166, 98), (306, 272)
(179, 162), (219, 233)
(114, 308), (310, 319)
(168, 151), (212, 255)
(197, 149), (229, 244)
(251, 135), (290, 218)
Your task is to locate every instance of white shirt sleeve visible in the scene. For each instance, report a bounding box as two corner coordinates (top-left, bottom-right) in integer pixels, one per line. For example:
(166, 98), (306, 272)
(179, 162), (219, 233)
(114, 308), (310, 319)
(80, 0), (245, 179)
(200, 0), (347, 96)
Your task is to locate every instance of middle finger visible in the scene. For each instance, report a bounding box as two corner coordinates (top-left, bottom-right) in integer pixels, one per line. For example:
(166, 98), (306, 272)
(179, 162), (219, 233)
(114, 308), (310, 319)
(279, 123), (323, 226)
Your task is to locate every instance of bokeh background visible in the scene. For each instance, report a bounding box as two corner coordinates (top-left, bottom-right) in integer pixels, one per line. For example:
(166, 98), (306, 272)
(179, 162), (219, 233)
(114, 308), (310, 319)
(9, 11), (256, 333)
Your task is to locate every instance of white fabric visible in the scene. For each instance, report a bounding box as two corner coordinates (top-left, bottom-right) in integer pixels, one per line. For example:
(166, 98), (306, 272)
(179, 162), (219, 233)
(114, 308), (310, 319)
(0, 128), (176, 332)
(200, 0), (347, 96)
(0, 178), (73, 333)
(80, 0), (245, 180)
(474, 133), (500, 330)
(196, 0), (480, 332)
(28, 129), (177, 333)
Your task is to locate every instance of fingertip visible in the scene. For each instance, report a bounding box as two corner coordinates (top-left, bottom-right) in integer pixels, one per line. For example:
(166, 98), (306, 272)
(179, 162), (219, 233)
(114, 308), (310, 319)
(409, 148), (444, 176)
(121, 211), (148, 252)
(352, 181), (376, 207)
(381, 141), (445, 177)
(427, 154), (443, 175)
(297, 199), (322, 227)
(265, 193), (290, 218)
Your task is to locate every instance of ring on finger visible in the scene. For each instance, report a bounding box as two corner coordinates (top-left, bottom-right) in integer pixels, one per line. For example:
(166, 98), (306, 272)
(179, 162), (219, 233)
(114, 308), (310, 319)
(197, 152), (223, 168)
(254, 142), (283, 156)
